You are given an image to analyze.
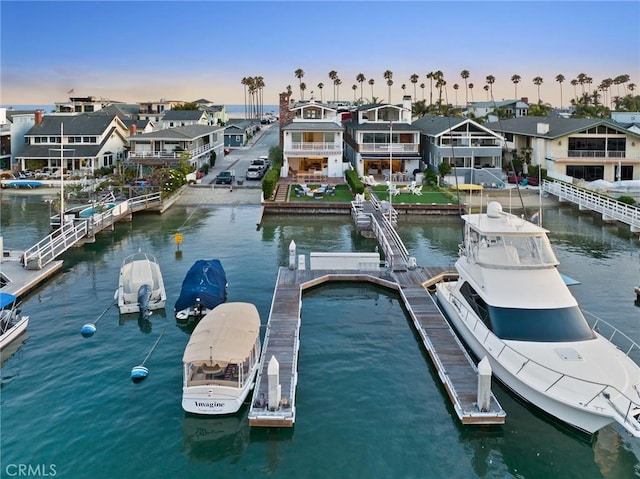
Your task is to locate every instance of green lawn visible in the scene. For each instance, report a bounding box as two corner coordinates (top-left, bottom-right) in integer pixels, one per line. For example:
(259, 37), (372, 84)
(287, 184), (353, 202)
(370, 185), (459, 204)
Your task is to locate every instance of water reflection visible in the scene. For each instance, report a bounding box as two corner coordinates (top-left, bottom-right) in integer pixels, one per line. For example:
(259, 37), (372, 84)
(182, 409), (250, 464)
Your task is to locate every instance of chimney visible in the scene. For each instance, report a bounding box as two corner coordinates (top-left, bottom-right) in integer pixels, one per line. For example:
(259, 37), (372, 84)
(35, 110), (43, 124)
(537, 123), (549, 135)
(520, 97), (529, 104)
(403, 95), (412, 111)
(129, 124), (137, 136)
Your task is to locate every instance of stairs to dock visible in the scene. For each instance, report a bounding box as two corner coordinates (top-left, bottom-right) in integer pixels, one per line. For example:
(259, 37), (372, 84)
(274, 184), (289, 202)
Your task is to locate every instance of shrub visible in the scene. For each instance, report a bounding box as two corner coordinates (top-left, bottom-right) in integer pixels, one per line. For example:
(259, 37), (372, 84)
(617, 195), (636, 205)
(345, 169), (364, 194)
(262, 168), (279, 199)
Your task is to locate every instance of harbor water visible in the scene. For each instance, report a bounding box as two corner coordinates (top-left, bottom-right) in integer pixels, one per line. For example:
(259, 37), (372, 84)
(1, 193), (639, 478)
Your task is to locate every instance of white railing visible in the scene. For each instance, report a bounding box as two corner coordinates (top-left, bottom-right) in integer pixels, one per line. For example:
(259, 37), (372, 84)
(567, 151), (629, 158)
(129, 142), (217, 160)
(24, 193), (162, 269)
(359, 143), (418, 153)
(447, 290), (640, 434)
(287, 142), (341, 152)
(542, 179), (640, 230)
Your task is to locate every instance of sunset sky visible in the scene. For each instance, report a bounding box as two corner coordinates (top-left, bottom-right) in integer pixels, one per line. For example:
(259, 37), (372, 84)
(2, 1), (638, 108)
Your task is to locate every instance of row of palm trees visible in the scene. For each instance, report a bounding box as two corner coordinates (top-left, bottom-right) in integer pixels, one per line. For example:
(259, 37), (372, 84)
(240, 76), (267, 119)
(289, 69), (636, 111)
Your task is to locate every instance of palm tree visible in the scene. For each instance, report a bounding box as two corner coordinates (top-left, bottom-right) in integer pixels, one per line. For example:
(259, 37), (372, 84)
(460, 70), (470, 106)
(419, 82), (425, 100)
(334, 78), (342, 101)
(427, 71), (436, 106)
(401, 83), (407, 99)
(435, 73), (446, 110)
(576, 73), (588, 95)
(483, 84), (490, 100)
(383, 70), (393, 103)
(300, 82), (307, 101)
(240, 77), (249, 119)
(510, 74), (521, 99)
(329, 70), (338, 101)
(485, 75), (496, 100)
(410, 73), (419, 101)
(532, 76), (544, 103)
(317, 82), (324, 102)
(256, 76), (265, 118)
(570, 78), (578, 102)
(368, 78), (375, 101)
(352, 84), (357, 102)
(294, 68), (305, 99)
(468, 83), (474, 102)
(356, 73), (366, 102)
(555, 74), (565, 109)
(453, 84), (459, 106)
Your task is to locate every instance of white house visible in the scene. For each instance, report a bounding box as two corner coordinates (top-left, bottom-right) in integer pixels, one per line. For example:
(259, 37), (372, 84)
(281, 100), (345, 180)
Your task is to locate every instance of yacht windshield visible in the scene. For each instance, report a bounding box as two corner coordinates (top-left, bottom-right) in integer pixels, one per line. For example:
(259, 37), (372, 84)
(472, 233), (558, 268)
(487, 306), (596, 342)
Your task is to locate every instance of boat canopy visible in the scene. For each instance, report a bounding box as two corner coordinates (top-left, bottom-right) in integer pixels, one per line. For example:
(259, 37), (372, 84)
(174, 259), (227, 312)
(0, 293), (17, 309)
(182, 303), (260, 365)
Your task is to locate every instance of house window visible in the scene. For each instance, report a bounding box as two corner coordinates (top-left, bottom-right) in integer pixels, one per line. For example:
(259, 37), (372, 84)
(566, 165), (604, 181)
(103, 153), (114, 167)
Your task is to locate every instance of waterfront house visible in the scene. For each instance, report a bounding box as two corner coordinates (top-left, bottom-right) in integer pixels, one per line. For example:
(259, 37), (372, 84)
(127, 124), (224, 170)
(485, 116), (640, 182)
(16, 111), (129, 175)
(281, 100), (345, 180)
(342, 96), (422, 181)
(0, 108), (37, 172)
(412, 115), (504, 186)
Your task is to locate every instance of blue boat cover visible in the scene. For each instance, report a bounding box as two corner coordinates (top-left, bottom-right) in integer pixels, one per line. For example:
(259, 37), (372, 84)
(0, 293), (17, 309)
(174, 259), (227, 313)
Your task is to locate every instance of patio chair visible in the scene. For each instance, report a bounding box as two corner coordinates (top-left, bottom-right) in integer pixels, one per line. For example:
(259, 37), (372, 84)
(387, 182), (400, 197)
(411, 185), (423, 196)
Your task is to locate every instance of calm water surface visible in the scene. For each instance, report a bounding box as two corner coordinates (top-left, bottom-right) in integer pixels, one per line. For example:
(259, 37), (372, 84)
(1, 193), (639, 478)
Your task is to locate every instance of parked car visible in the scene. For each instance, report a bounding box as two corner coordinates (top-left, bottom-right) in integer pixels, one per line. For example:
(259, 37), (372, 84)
(250, 158), (269, 173)
(214, 170), (235, 185)
(246, 166), (263, 180)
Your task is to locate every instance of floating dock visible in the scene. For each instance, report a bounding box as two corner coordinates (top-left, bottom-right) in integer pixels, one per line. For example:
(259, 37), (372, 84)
(247, 266), (506, 428)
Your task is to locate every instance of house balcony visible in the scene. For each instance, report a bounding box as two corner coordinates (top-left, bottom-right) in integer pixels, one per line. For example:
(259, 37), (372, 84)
(284, 142), (342, 155)
(129, 142), (218, 161)
(358, 143), (419, 153)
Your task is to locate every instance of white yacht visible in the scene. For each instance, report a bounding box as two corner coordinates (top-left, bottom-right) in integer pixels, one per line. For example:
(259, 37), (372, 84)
(435, 201), (640, 437)
(182, 302), (261, 415)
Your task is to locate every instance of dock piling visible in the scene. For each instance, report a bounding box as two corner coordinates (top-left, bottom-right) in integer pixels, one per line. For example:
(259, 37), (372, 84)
(268, 356), (281, 411)
(477, 357), (492, 412)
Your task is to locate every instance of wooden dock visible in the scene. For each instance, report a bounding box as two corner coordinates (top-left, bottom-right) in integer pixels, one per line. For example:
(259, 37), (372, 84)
(247, 266), (506, 428)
